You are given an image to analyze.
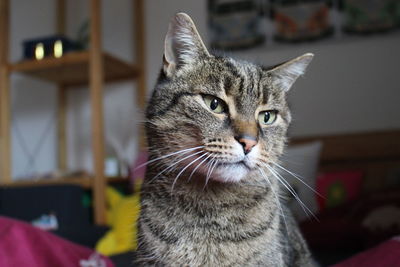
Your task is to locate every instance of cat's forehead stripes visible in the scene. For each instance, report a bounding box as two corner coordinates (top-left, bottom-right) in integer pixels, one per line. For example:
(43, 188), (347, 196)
(222, 59), (245, 97)
(217, 58), (266, 118)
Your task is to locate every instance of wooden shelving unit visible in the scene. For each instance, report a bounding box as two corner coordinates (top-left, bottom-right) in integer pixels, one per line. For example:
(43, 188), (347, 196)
(10, 51), (140, 86)
(2, 176), (129, 189)
(0, 0), (147, 225)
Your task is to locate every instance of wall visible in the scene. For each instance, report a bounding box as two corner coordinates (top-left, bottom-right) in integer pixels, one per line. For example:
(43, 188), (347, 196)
(8, 0), (400, 178)
(233, 33), (400, 137)
(9, 0), (57, 179)
(65, 0), (138, 173)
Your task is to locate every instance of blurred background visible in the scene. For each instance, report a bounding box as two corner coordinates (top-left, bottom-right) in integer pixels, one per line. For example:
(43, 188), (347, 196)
(3, 0), (400, 178)
(0, 0), (400, 266)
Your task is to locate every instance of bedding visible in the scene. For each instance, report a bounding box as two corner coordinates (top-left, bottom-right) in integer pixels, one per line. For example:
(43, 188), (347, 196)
(0, 216), (114, 267)
(301, 188), (400, 265)
(332, 236), (400, 267)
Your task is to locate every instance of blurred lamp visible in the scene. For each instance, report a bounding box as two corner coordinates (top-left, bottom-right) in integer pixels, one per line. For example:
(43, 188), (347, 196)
(54, 40), (63, 58)
(34, 43), (44, 60)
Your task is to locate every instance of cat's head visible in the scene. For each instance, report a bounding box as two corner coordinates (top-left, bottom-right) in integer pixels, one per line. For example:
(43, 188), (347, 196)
(146, 13), (313, 183)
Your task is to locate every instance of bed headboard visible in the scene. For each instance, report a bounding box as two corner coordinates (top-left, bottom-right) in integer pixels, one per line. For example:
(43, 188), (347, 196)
(291, 130), (400, 193)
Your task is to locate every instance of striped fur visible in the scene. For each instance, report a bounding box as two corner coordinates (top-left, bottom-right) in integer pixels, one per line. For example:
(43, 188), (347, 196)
(136, 13), (315, 266)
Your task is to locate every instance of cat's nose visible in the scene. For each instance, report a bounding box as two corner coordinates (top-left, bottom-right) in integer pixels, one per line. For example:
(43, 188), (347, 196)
(235, 135), (257, 155)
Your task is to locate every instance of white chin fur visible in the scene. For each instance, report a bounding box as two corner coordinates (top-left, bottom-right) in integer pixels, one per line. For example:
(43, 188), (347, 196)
(209, 145), (260, 183)
(211, 164), (248, 183)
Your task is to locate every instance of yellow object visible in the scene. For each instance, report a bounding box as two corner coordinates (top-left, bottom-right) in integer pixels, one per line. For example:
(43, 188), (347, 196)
(54, 40), (63, 58)
(35, 43), (44, 60)
(96, 186), (141, 256)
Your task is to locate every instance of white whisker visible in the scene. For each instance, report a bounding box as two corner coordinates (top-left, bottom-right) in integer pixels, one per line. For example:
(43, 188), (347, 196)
(187, 153), (212, 182)
(135, 146), (205, 170)
(267, 165), (318, 220)
(258, 167), (288, 234)
(267, 166), (309, 216)
(271, 162), (324, 199)
(204, 157), (219, 189)
(202, 157), (215, 190)
(149, 150), (205, 183)
(171, 152), (208, 191)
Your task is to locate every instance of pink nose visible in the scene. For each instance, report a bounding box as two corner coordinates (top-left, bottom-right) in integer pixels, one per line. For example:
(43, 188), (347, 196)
(236, 135), (258, 154)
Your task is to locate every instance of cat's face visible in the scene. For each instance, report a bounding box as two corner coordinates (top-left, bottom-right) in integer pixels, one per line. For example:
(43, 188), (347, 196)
(146, 13), (313, 183)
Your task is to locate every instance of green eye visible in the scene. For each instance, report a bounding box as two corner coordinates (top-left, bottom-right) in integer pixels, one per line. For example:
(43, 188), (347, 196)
(203, 95), (225, 114)
(258, 110), (278, 125)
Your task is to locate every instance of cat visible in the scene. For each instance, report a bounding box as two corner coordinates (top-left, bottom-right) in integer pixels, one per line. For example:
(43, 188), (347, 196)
(136, 13), (316, 267)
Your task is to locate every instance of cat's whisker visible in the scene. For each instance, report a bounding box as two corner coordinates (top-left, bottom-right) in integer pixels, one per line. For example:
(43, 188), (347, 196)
(143, 146), (205, 168)
(200, 155), (216, 188)
(204, 157), (219, 189)
(271, 162), (324, 199)
(205, 156), (216, 180)
(135, 146), (205, 170)
(258, 167), (288, 235)
(187, 153), (213, 182)
(267, 166), (311, 217)
(171, 152), (209, 192)
(202, 158), (214, 190)
(149, 150), (205, 184)
(266, 165), (318, 221)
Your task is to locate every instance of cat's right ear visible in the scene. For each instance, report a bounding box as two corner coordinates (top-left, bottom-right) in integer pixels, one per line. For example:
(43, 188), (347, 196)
(163, 13), (210, 77)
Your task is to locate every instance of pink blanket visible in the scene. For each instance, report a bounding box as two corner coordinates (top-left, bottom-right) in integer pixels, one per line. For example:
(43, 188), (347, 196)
(332, 236), (400, 267)
(0, 216), (114, 267)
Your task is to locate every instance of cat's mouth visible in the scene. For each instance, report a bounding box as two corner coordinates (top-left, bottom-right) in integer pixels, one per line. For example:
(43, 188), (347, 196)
(174, 149), (254, 183)
(218, 160), (252, 171)
(194, 157), (254, 183)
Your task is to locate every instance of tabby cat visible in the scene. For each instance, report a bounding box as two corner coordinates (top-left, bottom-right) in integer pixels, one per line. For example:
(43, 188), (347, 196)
(136, 13), (315, 267)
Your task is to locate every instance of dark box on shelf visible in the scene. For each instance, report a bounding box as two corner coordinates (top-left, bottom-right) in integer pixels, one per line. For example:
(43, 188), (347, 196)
(22, 35), (80, 60)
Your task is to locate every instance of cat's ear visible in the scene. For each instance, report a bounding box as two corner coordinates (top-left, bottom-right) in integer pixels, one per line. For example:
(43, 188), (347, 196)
(163, 13), (210, 77)
(267, 53), (314, 92)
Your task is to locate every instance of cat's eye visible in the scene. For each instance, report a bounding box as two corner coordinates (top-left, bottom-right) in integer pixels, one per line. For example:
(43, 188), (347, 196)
(258, 110), (278, 125)
(203, 95), (226, 114)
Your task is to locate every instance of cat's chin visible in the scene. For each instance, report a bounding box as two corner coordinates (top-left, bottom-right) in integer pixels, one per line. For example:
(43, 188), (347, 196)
(210, 163), (250, 183)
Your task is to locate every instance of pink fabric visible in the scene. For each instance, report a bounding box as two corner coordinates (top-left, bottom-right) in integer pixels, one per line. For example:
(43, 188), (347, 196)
(332, 236), (400, 267)
(130, 151), (148, 183)
(0, 216), (114, 267)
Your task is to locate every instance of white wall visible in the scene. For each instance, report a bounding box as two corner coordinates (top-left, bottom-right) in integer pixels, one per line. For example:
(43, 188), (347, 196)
(65, 0), (139, 173)
(9, 0), (58, 179)
(8, 0), (400, 178)
(233, 33), (400, 137)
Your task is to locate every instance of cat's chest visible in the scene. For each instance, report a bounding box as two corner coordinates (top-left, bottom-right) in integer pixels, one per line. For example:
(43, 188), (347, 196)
(141, 183), (283, 265)
(161, 207), (283, 266)
(166, 225), (284, 267)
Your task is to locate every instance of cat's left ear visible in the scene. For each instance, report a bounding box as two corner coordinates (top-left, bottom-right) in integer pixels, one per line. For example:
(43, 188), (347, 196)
(163, 13), (210, 77)
(267, 53), (314, 92)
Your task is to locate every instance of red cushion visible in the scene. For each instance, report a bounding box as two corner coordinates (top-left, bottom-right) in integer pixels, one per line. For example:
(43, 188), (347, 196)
(0, 216), (114, 267)
(316, 170), (363, 210)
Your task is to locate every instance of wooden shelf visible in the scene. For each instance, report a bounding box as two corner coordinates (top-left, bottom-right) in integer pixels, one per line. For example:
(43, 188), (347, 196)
(9, 51), (140, 87)
(0, 0), (146, 225)
(0, 175), (129, 189)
